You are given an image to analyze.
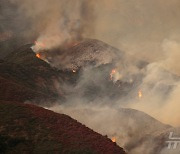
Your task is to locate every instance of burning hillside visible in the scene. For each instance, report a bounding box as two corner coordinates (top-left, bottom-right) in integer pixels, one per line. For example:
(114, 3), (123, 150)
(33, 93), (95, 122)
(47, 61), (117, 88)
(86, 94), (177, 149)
(32, 39), (124, 70)
(0, 38), (180, 153)
(30, 38), (180, 153)
(1, 0), (180, 153)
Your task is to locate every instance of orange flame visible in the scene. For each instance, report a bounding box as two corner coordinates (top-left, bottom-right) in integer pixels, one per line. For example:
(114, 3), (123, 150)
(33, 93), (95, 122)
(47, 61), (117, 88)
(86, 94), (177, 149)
(138, 90), (142, 99)
(110, 69), (116, 80)
(36, 53), (41, 58)
(111, 137), (116, 143)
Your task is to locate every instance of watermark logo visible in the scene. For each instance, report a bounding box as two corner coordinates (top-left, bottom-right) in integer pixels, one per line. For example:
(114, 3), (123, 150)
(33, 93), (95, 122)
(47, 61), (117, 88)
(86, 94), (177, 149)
(166, 132), (180, 149)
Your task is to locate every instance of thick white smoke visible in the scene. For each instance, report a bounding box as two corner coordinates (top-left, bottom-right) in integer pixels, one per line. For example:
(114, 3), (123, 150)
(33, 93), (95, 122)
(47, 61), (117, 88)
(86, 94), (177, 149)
(42, 38), (180, 153)
(8, 0), (95, 52)
(128, 39), (180, 127)
(4, 0), (180, 153)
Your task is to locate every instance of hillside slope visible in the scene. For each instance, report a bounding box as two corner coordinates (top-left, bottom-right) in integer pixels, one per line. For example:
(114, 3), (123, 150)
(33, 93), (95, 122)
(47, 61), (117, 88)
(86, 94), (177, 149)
(0, 101), (126, 154)
(0, 44), (64, 103)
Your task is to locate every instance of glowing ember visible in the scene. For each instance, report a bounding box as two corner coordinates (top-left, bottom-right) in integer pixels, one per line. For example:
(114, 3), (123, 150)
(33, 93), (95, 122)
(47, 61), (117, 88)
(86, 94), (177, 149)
(72, 69), (76, 73)
(111, 137), (116, 143)
(36, 53), (41, 58)
(110, 69), (116, 80)
(138, 90), (142, 99)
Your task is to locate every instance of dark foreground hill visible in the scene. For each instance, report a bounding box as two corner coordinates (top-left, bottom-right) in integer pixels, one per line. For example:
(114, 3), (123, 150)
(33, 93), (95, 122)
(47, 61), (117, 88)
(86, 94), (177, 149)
(0, 44), (65, 104)
(0, 101), (126, 154)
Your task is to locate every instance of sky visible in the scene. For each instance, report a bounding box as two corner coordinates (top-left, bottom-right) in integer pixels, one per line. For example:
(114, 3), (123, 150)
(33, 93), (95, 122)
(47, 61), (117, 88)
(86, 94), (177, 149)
(1, 0), (180, 62)
(92, 0), (180, 61)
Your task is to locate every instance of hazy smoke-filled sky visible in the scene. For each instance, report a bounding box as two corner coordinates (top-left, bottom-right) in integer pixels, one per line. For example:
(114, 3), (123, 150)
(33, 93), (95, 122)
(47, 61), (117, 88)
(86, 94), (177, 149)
(93, 0), (180, 61)
(1, 0), (180, 61)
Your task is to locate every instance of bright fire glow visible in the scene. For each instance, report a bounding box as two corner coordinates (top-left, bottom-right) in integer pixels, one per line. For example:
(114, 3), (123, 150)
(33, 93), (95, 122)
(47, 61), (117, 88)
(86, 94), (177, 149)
(36, 53), (41, 58)
(138, 90), (142, 99)
(111, 137), (116, 143)
(110, 69), (116, 80)
(72, 69), (76, 73)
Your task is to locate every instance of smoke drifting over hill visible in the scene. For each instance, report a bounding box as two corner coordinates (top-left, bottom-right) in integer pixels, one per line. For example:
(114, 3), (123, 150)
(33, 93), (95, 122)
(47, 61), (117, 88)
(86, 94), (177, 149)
(1, 0), (180, 59)
(1, 0), (180, 153)
(5, 0), (95, 51)
(38, 38), (180, 153)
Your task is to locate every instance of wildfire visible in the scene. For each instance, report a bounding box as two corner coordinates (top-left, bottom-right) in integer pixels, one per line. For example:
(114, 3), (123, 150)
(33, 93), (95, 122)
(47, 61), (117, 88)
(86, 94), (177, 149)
(110, 69), (116, 80)
(36, 53), (41, 58)
(111, 137), (116, 143)
(138, 90), (142, 99)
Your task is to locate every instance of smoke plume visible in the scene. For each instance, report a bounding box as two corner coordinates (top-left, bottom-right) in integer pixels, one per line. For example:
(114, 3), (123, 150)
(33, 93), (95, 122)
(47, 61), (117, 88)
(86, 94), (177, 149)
(41, 38), (180, 153)
(3, 0), (96, 52)
(2, 0), (180, 153)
